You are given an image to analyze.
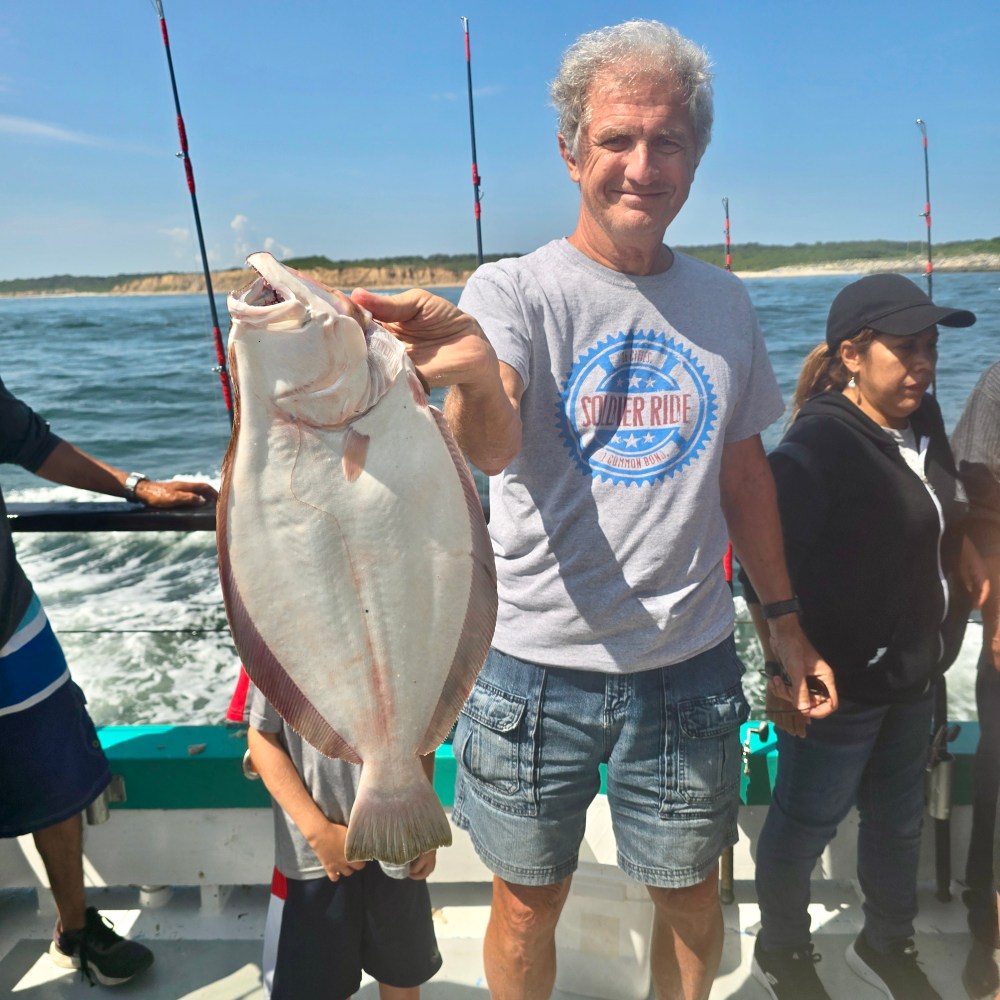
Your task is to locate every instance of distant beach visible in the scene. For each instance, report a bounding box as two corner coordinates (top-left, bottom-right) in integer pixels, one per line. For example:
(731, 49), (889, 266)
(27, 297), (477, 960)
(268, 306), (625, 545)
(1, 253), (997, 299)
(737, 253), (1000, 280)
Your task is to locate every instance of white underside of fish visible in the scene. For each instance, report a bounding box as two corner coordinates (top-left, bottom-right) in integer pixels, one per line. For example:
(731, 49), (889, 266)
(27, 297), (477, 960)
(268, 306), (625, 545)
(219, 254), (496, 864)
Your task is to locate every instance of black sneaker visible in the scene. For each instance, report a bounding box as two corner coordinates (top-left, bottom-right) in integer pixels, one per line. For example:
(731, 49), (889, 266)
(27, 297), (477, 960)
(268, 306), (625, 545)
(49, 907), (154, 986)
(845, 931), (940, 999)
(962, 937), (1000, 999)
(751, 937), (832, 999)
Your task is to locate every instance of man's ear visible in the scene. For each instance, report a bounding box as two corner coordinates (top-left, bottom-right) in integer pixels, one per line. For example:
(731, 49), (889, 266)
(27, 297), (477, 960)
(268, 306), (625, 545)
(558, 133), (580, 183)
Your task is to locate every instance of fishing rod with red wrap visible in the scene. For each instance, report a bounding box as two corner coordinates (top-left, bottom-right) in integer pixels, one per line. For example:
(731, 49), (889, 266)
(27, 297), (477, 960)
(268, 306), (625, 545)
(461, 16), (484, 266)
(721, 198), (734, 588)
(916, 118), (933, 299)
(152, 0), (234, 426)
(915, 119), (957, 902)
(722, 196), (732, 273)
(717, 196), (736, 908)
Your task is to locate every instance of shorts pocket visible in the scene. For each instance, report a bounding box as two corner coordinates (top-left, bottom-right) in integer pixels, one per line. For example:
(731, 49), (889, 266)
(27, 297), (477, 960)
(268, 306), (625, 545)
(455, 679), (532, 812)
(70, 682), (107, 761)
(672, 683), (749, 807)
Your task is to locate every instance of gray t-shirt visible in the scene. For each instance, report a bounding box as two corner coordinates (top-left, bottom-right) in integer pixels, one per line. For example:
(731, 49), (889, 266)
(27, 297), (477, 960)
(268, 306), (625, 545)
(248, 683), (361, 880)
(952, 361), (1000, 556)
(459, 240), (784, 672)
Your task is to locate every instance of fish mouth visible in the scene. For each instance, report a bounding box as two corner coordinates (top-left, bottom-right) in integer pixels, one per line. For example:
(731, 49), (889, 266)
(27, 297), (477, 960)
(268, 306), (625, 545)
(232, 271), (286, 308)
(251, 278), (285, 307)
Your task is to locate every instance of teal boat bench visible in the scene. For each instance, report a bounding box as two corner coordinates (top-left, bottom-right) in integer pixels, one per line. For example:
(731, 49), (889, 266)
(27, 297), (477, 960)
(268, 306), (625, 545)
(95, 721), (980, 811)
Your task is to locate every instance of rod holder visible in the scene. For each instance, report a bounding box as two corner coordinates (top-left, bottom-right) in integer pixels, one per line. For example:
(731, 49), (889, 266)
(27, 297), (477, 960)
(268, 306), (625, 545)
(925, 754), (954, 821)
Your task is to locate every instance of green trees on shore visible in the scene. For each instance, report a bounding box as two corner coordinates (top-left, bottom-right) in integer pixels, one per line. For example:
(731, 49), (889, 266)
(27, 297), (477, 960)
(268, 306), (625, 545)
(2, 238), (998, 294)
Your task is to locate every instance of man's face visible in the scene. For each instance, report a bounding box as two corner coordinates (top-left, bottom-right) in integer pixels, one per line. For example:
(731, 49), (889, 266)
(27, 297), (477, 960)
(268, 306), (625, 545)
(560, 72), (699, 261)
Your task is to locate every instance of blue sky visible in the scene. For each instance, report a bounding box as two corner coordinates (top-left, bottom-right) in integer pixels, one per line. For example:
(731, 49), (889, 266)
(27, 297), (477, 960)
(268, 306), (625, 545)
(1, 1), (997, 281)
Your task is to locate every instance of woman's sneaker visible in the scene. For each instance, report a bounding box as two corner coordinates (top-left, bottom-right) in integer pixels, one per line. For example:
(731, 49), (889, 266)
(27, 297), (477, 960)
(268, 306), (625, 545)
(49, 907), (154, 986)
(751, 937), (832, 999)
(845, 932), (940, 999)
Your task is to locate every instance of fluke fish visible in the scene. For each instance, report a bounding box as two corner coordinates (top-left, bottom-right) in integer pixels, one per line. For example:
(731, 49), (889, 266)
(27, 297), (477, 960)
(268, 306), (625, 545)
(218, 253), (497, 864)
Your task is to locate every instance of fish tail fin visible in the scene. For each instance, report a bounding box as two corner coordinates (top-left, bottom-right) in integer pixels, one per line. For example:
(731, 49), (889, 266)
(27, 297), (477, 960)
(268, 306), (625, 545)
(345, 757), (452, 865)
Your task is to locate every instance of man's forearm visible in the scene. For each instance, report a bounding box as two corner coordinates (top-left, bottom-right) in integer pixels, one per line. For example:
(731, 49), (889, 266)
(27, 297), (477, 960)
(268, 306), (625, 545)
(444, 361), (522, 476)
(34, 441), (130, 497)
(720, 439), (795, 606)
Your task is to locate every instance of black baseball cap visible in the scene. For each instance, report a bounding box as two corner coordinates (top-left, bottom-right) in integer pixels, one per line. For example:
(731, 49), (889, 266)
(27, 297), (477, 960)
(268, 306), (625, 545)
(826, 273), (976, 352)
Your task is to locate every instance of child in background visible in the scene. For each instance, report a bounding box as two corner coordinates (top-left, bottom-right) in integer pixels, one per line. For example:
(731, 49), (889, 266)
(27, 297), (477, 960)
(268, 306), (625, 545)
(245, 681), (442, 1000)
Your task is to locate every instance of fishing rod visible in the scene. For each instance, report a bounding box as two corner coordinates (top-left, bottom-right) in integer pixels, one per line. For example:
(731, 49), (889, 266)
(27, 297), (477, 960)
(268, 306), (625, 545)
(461, 16), (484, 266)
(152, 0), (234, 426)
(722, 196), (732, 272)
(913, 120), (953, 898)
(721, 198), (734, 590)
(916, 118), (933, 299)
(718, 194), (735, 907)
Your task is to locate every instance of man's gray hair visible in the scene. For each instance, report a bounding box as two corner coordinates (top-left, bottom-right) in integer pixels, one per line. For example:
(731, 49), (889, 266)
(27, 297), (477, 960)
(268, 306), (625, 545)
(550, 20), (714, 164)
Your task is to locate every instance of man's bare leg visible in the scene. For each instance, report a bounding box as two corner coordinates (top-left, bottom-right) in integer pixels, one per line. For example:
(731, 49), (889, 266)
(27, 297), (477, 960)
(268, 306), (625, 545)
(32, 813), (87, 932)
(646, 870), (723, 1000)
(483, 875), (572, 1000)
(377, 985), (419, 999)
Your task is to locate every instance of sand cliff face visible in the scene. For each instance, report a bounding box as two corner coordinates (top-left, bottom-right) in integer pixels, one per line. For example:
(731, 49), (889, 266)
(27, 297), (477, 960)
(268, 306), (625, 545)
(109, 254), (999, 295)
(110, 265), (476, 296)
(7, 254), (997, 299)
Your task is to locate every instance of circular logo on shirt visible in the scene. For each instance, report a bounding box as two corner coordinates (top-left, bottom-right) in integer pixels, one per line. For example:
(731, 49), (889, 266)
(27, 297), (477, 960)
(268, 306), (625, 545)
(557, 331), (717, 486)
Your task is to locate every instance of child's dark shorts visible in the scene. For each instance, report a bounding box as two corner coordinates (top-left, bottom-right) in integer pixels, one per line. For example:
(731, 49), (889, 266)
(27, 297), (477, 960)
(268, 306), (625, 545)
(269, 863), (442, 999)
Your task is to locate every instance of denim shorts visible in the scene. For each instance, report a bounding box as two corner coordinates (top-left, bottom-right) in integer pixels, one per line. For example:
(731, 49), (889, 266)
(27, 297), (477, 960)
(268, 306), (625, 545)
(452, 635), (749, 888)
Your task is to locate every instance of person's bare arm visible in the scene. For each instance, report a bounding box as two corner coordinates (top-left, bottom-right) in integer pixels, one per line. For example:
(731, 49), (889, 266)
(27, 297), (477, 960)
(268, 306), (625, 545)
(444, 361), (523, 476)
(351, 287), (521, 474)
(34, 440), (216, 507)
(246, 728), (364, 880)
(720, 434), (837, 718)
(977, 550), (1000, 670)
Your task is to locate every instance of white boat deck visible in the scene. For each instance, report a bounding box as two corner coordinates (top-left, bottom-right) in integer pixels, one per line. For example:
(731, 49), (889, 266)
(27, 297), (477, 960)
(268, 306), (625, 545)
(0, 877), (974, 998)
(0, 794), (979, 998)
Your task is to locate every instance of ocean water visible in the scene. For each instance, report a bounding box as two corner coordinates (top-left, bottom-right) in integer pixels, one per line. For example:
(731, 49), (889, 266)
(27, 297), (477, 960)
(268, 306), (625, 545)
(1, 270), (998, 725)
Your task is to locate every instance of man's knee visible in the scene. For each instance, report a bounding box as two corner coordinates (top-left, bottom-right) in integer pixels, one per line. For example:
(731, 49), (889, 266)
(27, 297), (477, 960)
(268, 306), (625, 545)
(491, 876), (572, 940)
(646, 869), (719, 919)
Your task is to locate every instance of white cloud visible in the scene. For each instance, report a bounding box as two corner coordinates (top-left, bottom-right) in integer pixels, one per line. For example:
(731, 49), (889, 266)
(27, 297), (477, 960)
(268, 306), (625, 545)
(0, 113), (102, 146)
(263, 236), (294, 260)
(229, 215), (292, 263)
(230, 214), (251, 262)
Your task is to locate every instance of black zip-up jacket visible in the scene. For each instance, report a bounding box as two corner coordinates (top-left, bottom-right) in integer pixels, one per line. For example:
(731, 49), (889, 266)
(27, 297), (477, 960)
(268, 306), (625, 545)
(741, 390), (969, 705)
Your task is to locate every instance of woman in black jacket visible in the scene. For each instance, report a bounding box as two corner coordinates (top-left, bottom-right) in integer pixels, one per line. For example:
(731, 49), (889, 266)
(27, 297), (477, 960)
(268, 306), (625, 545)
(744, 275), (988, 1000)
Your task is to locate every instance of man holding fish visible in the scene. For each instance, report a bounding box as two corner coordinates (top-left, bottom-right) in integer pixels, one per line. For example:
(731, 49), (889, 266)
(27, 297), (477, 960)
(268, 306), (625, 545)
(352, 19), (835, 1000)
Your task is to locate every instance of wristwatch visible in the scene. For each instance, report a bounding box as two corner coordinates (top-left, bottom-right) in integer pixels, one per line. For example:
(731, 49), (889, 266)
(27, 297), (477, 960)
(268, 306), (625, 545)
(761, 597), (801, 620)
(123, 472), (148, 502)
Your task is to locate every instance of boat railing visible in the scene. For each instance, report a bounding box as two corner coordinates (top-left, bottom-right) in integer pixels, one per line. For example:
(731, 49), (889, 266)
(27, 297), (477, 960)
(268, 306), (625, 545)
(4, 500), (981, 906)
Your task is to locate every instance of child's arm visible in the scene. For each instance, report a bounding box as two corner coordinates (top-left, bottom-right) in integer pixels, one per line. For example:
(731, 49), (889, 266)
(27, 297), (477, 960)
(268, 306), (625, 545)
(247, 727), (365, 880)
(408, 752), (439, 880)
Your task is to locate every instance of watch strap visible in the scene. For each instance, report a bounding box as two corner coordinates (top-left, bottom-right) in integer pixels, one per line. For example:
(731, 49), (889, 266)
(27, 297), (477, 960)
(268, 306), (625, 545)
(124, 472), (147, 502)
(761, 597), (801, 620)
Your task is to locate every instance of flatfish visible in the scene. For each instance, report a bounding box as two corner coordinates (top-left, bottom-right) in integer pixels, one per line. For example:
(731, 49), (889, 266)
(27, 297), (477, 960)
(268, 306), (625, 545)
(218, 252), (496, 864)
